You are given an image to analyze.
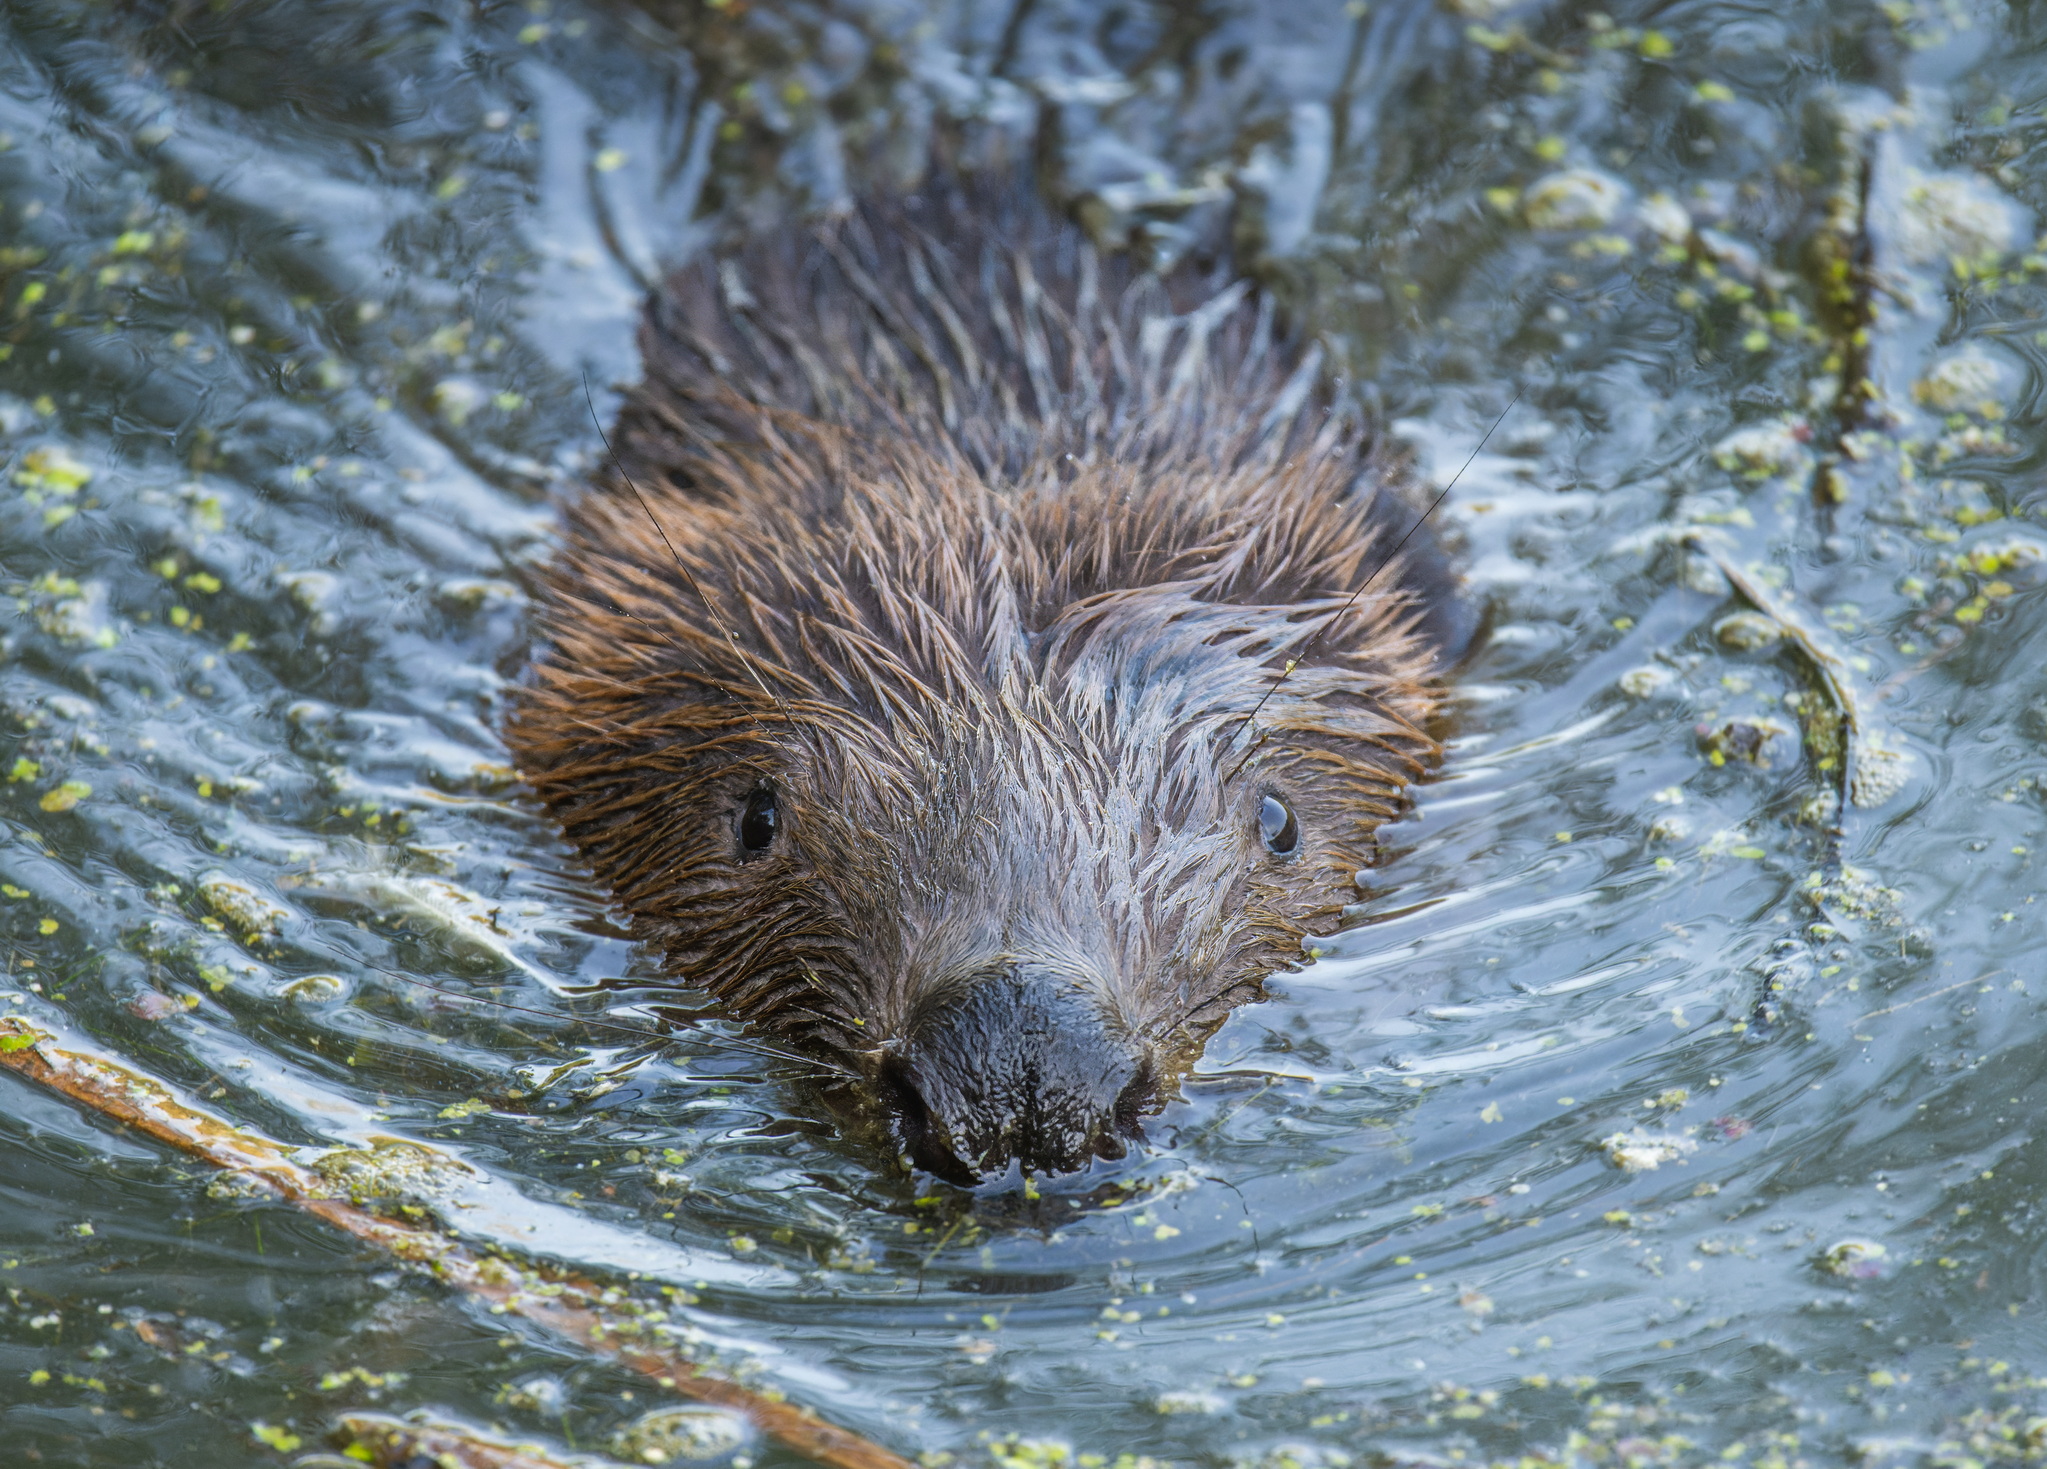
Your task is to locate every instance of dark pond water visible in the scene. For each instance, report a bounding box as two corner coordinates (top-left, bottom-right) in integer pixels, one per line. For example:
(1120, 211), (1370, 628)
(4, 0), (2047, 1465)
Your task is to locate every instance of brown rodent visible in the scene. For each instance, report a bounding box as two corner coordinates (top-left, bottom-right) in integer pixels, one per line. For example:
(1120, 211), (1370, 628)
(506, 175), (1455, 1184)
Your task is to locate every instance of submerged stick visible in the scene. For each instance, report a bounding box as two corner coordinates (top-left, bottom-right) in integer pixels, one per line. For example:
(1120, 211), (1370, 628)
(0, 1015), (912, 1469)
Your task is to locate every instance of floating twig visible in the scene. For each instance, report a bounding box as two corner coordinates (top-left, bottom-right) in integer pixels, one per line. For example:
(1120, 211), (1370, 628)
(0, 1015), (912, 1469)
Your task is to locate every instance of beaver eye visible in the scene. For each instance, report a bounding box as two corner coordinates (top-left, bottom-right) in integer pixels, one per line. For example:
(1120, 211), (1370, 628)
(738, 785), (778, 858)
(1259, 795), (1300, 857)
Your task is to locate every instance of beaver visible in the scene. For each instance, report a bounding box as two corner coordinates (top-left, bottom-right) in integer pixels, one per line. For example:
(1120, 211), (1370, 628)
(506, 175), (1456, 1184)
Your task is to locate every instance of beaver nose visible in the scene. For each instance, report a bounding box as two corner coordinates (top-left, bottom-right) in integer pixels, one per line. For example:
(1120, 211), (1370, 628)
(884, 964), (1148, 1183)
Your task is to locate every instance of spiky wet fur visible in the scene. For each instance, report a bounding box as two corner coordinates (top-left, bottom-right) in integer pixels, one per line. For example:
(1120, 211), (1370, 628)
(507, 177), (1448, 1150)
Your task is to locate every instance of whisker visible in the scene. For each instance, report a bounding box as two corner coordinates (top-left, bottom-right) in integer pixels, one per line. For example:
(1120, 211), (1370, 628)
(1184, 1066), (1319, 1084)
(1227, 392), (1519, 771)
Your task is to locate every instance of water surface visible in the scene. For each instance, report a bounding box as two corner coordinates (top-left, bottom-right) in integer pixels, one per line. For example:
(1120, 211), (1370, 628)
(3, 1), (2046, 1465)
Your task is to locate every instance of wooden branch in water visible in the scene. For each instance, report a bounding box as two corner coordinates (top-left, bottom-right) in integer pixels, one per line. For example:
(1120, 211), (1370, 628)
(337, 1414), (600, 1469)
(0, 1015), (912, 1469)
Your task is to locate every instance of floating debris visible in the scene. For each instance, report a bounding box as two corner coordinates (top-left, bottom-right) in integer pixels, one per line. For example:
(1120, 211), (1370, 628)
(275, 569), (341, 637)
(1232, 1446), (1354, 1469)
(29, 576), (116, 647)
(1153, 1390), (1224, 1415)
(1891, 168), (2023, 269)
(1618, 665), (1677, 699)
(1699, 717), (1791, 767)
(1712, 418), (1810, 481)
(1695, 227), (1762, 282)
(1636, 192), (1691, 246)
(206, 1168), (281, 1202)
(276, 568), (338, 611)
(1802, 867), (1905, 927)
(981, 1436), (1128, 1469)
(126, 990), (190, 1021)
(1954, 535), (2047, 581)
(1848, 730), (1912, 808)
(496, 1377), (569, 1416)
(198, 873), (293, 939)
(281, 973), (348, 1004)
(612, 1404), (752, 1464)
(13, 444), (93, 493)
(38, 779), (91, 813)
(432, 377), (485, 426)
(340, 1413), (596, 1469)
(1598, 1130), (1696, 1172)
(0, 1015), (912, 1469)
(1818, 1239), (1888, 1279)
(1680, 551), (1732, 596)
(438, 578), (525, 611)
(1712, 612), (1784, 652)
(1913, 346), (2009, 414)
(307, 1138), (475, 1217)
(1523, 168), (1628, 231)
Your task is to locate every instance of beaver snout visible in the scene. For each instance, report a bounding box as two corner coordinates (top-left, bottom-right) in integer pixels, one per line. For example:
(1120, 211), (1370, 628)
(880, 964), (1150, 1184)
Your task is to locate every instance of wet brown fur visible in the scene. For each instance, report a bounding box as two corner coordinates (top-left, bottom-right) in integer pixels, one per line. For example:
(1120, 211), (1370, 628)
(506, 176), (1449, 1174)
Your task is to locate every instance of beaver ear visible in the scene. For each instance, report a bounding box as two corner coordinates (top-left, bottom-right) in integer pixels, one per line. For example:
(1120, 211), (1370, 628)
(1258, 794), (1301, 858)
(737, 784), (779, 860)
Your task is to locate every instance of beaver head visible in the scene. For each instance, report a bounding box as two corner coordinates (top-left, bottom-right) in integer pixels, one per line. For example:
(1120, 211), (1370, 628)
(507, 186), (1449, 1183)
